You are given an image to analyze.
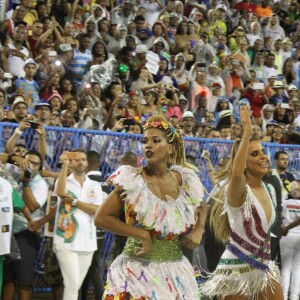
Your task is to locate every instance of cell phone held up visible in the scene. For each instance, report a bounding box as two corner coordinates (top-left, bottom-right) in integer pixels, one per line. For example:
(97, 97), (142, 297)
(123, 119), (136, 126)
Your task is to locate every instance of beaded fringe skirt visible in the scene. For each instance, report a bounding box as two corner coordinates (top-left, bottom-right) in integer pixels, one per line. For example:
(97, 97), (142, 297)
(200, 260), (281, 299)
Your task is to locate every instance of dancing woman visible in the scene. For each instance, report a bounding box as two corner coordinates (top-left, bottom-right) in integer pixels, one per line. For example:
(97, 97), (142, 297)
(201, 106), (284, 300)
(95, 116), (207, 299)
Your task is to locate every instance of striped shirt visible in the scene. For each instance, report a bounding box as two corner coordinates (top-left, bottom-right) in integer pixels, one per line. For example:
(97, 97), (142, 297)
(69, 48), (92, 84)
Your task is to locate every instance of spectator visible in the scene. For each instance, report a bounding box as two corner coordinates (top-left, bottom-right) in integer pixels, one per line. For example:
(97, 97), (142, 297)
(1, 24), (30, 78)
(53, 150), (103, 300)
(273, 150), (295, 200)
(3, 150), (48, 300)
(15, 58), (40, 107)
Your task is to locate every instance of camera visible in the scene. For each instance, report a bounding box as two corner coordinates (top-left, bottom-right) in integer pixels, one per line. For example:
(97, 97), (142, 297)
(24, 168), (34, 179)
(28, 121), (39, 129)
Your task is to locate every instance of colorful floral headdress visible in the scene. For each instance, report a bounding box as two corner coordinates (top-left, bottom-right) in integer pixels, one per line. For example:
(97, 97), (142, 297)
(143, 120), (176, 142)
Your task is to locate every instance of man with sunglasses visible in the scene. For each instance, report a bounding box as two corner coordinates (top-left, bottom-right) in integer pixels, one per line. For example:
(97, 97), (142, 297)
(3, 149), (48, 300)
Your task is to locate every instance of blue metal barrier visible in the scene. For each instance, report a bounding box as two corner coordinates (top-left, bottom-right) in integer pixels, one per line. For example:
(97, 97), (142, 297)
(0, 122), (299, 191)
(2, 122), (299, 293)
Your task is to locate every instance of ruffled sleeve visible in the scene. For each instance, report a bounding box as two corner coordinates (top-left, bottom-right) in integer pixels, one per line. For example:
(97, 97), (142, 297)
(107, 165), (142, 194)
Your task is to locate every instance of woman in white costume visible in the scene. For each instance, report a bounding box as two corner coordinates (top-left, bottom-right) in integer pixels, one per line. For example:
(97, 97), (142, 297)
(95, 115), (207, 300)
(201, 106), (283, 299)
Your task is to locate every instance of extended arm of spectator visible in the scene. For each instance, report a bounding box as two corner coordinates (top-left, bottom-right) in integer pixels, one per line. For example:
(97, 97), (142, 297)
(203, 150), (216, 185)
(35, 24), (56, 49)
(41, 169), (59, 178)
(29, 208), (56, 232)
(5, 121), (31, 154)
(68, 0), (80, 21)
(55, 153), (69, 196)
(0, 153), (30, 169)
(36, 124), (47, 160)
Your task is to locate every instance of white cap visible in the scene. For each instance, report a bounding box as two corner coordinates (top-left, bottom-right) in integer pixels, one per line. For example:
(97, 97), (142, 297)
(288, 84), (298, 91)
(135, 44), (148, 54)
(273, 81), (284, 88)
(23, 58), (38, 69)
(182, 111), (194, 119)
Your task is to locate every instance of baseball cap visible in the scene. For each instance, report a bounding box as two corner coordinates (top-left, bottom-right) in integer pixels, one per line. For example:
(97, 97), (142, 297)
(23, 58), (38, 69)
(169, 13), (179, 19)
(267, 73), (277, 79)
(35, 100), (52, 111)
(12, 96), (28, 110)
(212, 82), (222, 89)
(218, 96), (229, 102)
(266, 120), (278, 127)
(135, 45), (148, 54)
(283, 38), (293, 45)
(59, 43), (73, 52)
(273, 81), (284, 88)
(219, 109), (232, 118)
(182, 111), (194, 119)
(262, 104), (275, 111)
(288, 85), (298, 91)
(153, 37), (165, 47)
(278, 103), (292, 110)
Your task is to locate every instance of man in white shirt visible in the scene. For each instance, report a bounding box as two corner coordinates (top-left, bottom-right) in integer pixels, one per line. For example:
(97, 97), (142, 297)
(53, 149), (103, 300)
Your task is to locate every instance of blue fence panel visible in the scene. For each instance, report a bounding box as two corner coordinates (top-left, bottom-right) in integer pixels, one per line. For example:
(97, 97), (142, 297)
(0, 122), (299, 192)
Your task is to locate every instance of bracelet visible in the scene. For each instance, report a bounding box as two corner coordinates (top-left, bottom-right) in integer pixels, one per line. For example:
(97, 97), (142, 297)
(22, 182), (30, 188)
(15, 128), (23, 135)
(71, 199), (78, 207)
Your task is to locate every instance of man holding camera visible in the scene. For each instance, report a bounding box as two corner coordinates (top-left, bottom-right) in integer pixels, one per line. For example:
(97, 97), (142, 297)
(3, 150), (48, 300)
(53, 150), (103, 300)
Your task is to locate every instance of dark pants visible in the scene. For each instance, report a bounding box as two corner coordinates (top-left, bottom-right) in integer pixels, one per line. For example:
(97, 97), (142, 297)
(204, 224), (226, 273)
(4, 230), (40, 286)
(80, 239), (105, 300)
(271, 236), (281, 268)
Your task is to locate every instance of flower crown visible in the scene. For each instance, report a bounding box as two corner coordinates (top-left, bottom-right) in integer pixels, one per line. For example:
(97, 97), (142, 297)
(143, 121), (176, 142)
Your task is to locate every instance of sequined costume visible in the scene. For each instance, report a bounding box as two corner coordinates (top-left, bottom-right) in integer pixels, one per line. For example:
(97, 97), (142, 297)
(103, 165), (204, 300)
(201, 184), (281, 299)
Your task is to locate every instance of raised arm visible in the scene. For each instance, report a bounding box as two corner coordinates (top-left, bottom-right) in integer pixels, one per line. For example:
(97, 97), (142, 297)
(55, 153), (69, 196)
(227, 105), (252, 207)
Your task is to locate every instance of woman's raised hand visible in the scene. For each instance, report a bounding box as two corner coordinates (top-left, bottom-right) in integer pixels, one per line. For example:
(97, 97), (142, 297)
(239, 105), (252, 138)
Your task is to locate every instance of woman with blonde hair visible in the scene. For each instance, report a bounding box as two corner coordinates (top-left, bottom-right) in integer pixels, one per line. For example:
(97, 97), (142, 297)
(201, 106), (284, 300)
(96, 116), (207, 299)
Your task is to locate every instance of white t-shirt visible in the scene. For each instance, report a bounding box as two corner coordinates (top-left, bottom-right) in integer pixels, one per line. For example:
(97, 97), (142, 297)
(282, 199), (300, 234)
(0, 177), (13, 255)
(53, 174), (103, 252)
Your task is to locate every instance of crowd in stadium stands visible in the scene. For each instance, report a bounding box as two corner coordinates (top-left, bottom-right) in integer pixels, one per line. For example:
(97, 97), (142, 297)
(0, 0), (300, 299)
